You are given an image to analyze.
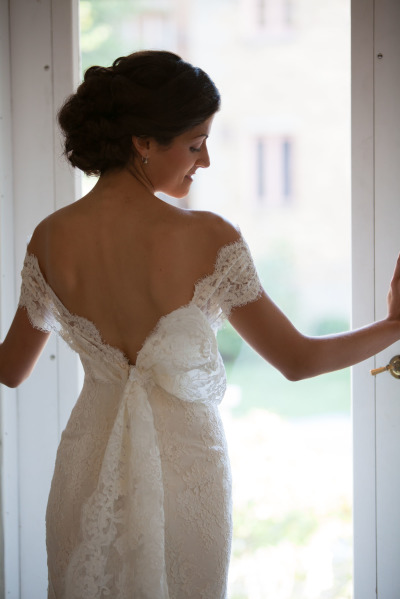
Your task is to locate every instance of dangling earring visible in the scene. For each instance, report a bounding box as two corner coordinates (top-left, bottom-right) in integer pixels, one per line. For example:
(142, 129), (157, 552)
(142, 155), (148, 165)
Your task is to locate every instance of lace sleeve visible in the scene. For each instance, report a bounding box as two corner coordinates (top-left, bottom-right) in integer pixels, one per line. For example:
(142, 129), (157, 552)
(18, 253), (57, 333)
(193, 236), (263, 328)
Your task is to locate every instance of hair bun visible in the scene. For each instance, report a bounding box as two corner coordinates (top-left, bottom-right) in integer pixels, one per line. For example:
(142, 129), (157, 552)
(58, 50), (220, 176)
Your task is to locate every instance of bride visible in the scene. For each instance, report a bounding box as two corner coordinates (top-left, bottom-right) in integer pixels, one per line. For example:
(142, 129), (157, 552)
(1, 50), (399, 599)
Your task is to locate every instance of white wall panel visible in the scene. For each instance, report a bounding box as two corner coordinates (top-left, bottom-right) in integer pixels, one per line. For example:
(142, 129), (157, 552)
(0, 0), (20, 594)
(1, 0), (80, 596)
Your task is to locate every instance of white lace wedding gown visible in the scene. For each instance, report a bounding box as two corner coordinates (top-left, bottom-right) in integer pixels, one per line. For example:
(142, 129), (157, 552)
(19, 236), (262, 599)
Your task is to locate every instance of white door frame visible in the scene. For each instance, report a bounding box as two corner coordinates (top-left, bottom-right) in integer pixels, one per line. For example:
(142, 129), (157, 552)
(0, 0), (80, 596)
(0, 0), (19, 592)
(352, 0), (400, 597)
(351, 0), (377, 596)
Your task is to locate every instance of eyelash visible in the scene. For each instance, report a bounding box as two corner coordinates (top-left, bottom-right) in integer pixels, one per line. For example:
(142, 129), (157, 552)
(190, 147), (202, 153)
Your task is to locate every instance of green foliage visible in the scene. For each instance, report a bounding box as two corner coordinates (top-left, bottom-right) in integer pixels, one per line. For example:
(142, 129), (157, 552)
(228, 344), (350, 419)
(255, 242), (299, 320)
(311, 316), (350, 336)
(217, 322), (243, 375)
(233, 505), (319, 554)
(80, 0), (141, 73)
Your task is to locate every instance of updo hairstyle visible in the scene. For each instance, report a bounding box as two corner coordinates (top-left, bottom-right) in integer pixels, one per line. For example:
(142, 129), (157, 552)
(58, 50), (221, 176)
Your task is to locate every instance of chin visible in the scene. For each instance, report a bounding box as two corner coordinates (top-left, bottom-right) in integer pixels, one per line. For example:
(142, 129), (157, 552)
(161, 181), (191, 200)
(172, 190), (190, 199)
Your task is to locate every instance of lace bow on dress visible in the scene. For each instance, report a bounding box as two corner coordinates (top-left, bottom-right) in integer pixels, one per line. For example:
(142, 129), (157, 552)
(18, 236), (262, 599)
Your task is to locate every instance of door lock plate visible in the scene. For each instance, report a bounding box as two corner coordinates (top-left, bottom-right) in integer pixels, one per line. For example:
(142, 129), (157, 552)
(371, 355), (400, 379)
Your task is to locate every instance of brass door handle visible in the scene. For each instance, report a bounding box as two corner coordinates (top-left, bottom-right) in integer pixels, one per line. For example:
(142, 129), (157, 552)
(371, 355), (400, 379)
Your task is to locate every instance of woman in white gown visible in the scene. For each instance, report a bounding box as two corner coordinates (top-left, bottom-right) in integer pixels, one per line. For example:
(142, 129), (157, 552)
(1, 51), (400, 599)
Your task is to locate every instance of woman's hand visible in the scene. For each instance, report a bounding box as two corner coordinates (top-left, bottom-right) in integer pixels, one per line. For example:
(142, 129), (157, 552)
(387, 253), (400, 322)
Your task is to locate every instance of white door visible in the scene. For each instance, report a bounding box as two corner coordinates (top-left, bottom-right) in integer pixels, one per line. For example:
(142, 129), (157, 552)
(374, 0), (400, 595)
(352, 0), (400, 597)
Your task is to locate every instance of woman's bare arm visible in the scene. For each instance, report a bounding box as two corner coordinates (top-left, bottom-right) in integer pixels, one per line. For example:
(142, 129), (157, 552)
(0, 307), (50, 388)
(229, 254), (400, 381)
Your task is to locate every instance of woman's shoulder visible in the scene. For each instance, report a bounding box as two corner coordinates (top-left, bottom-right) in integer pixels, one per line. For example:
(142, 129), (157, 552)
(183, 209), (241, 253)
(27, 205), (71, 256)
(157, 209), (243, 287)
(26, 202), (88, 282)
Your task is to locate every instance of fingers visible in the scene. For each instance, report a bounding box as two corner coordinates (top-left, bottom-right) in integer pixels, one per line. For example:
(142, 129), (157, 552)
(391, 253), (400, 281)
(387, 253), (400, 321)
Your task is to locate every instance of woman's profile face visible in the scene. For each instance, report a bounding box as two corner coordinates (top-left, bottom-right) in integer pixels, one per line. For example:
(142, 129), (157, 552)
(147, 115), (215, 198)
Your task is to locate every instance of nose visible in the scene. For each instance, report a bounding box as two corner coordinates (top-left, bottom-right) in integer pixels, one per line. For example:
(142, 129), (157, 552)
(197, 142), (210, 168)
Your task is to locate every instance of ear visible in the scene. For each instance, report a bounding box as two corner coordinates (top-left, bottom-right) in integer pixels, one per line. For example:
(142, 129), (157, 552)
(132, 136), (150, 161)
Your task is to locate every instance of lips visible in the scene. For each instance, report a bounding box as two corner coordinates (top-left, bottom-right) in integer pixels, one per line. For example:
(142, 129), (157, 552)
(186, 169), (197, 180)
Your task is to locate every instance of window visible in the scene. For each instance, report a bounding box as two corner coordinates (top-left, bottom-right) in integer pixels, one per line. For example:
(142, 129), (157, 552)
(255, 136), (294, 207)
(79, 2), (352, 597)
(243, 0), (294, 38)
(130, 12), (177, 50)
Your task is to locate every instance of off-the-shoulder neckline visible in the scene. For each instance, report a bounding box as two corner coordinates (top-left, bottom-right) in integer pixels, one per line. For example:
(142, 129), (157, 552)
(23, 235), (247, 367)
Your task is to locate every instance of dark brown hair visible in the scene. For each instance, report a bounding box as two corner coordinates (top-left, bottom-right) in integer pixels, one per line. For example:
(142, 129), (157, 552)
(58, 50), (221, 176)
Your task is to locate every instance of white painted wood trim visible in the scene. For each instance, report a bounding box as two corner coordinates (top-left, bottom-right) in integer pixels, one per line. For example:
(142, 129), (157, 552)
(351, 0), (377, 597)
(372, 1), (400, 595)
(0, 0), (20, 595)
(351, 0), (377, 596)
(1, 0), (80, 596)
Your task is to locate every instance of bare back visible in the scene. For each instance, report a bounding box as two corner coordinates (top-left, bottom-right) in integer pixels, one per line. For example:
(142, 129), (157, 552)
(28, 185), (238, 365)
